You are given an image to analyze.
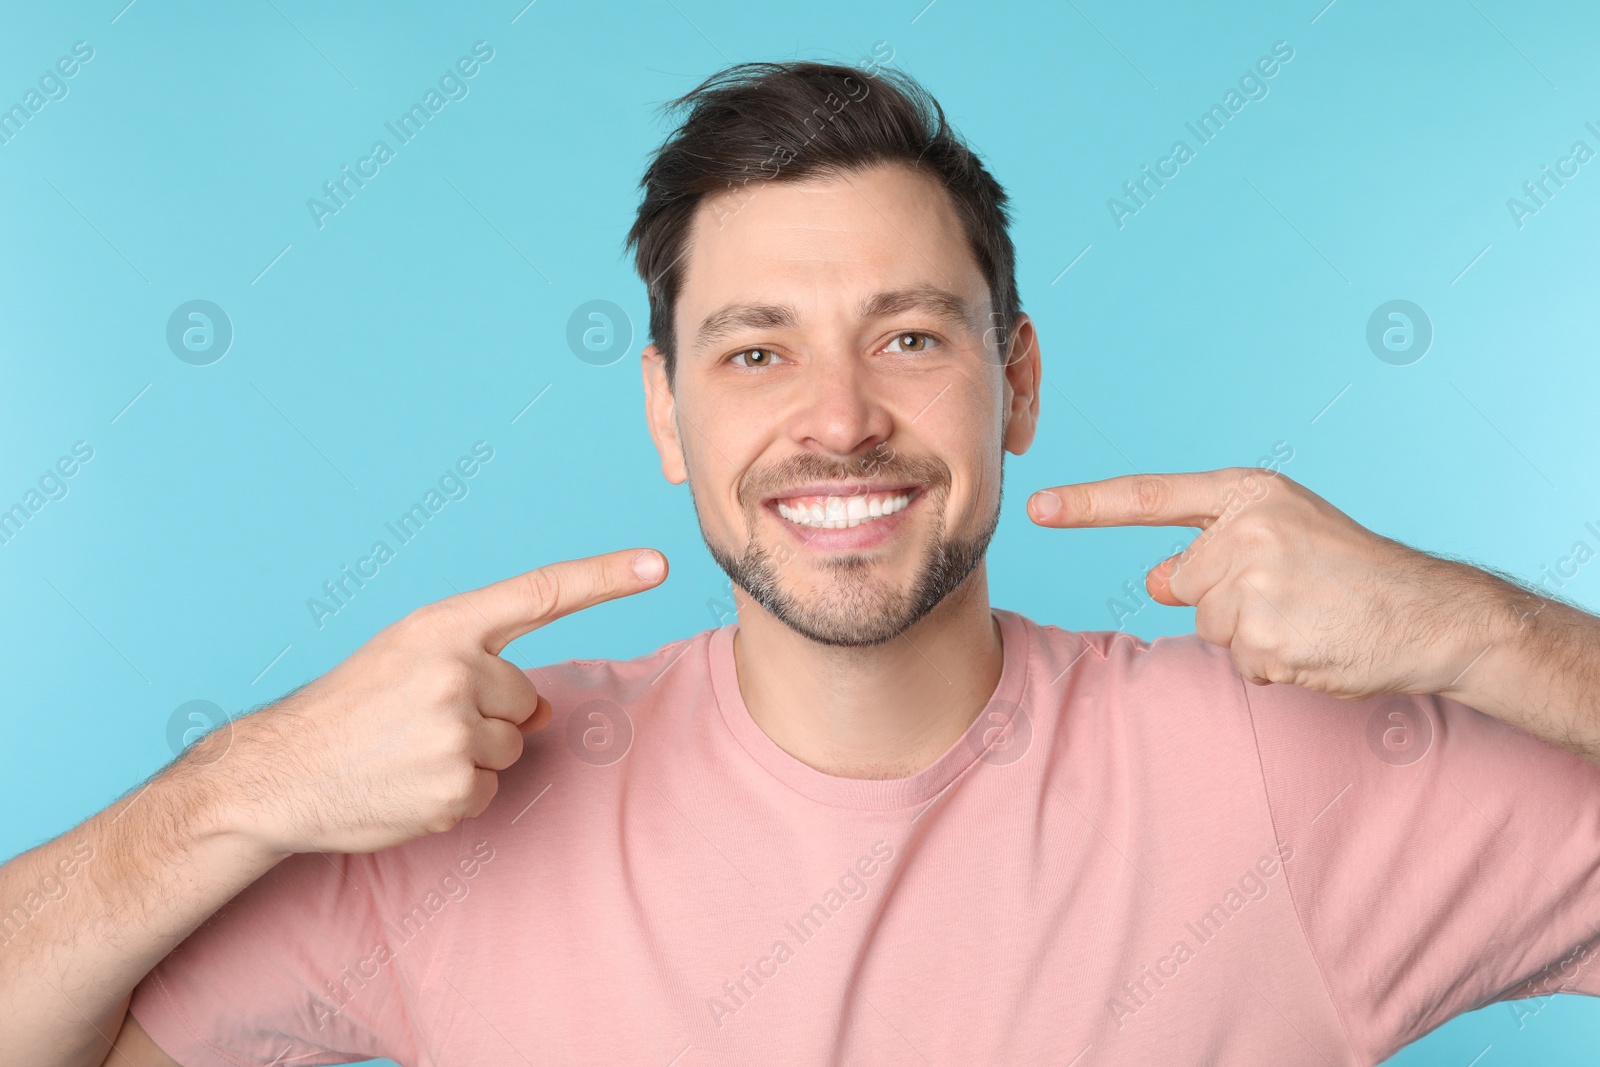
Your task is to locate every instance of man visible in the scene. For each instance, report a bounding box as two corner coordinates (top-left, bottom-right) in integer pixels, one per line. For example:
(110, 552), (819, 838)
(4, 60), (1599, 1066)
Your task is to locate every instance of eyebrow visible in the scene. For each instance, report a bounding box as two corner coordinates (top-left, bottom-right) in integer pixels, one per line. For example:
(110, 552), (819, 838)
(692, 284), (975, 352)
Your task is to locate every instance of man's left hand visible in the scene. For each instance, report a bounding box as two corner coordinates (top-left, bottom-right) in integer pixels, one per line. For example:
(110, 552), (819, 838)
(1027, 468), (1493, 700)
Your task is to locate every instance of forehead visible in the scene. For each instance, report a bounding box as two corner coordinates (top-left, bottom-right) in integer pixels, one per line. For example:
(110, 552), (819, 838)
(674, 162), (989, 341)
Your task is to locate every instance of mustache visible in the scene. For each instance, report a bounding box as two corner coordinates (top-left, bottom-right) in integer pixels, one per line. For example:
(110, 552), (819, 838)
(737, 446), (952, 507)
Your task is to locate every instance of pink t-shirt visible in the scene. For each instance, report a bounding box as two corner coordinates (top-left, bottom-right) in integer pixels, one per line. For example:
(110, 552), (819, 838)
(130, 610), (1600, 1065)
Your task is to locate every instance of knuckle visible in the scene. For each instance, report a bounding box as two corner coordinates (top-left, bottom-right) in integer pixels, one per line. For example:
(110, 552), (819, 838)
(1053, 484), (1091, 523)
(476, 721), (519, 770)
(521, 567), (565, 619)
(1230, 467), (1259, 494)
(1236, 612), (1289, 657)
(1232, 518), (1272, 550)
(1231, 647), (1268, 681)
(387, 612), (424, 646)
(429, 713), (475, 759)
(466, 772), (500, 819)
(431, 663), (477, 706)
(402, 601), (460, 648)
(405, 601), (448, 631)
(1238, 565), (1279, 600)
(1234, 612), (1269, 648)
(1131, 477), (1167, 520)
(500, 727), (526, 766)
(443, 761), (480, 808)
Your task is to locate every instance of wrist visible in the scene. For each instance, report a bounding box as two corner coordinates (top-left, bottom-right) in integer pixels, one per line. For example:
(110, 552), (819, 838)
(1434, 564), (1544, 711)
(1428, 561), (1519, 701)
(157, 715), (298, 867)
(1431, 565), (1600, 763)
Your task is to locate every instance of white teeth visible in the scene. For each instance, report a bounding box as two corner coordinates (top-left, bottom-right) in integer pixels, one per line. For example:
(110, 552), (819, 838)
(776, 492), (913, 530)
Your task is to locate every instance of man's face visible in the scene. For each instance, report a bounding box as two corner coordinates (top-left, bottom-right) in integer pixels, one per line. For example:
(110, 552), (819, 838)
(641, 162), (1040, 647)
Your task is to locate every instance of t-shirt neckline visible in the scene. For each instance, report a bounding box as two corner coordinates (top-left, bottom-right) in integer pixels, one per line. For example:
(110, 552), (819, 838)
(707, 608), (1032, 810)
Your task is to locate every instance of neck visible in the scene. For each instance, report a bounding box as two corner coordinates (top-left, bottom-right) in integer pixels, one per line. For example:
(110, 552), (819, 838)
(730, 562), (1004, 779)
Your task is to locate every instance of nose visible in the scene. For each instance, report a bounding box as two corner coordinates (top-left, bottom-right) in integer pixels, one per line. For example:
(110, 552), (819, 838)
(784, 352), (894, 458)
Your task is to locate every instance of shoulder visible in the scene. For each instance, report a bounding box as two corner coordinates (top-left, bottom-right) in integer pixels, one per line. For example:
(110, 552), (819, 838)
(499, 627), (725, 786)
(999, 612), (1259, 775)
(519, 628), (715, 705)
(349, 630), (724, 875)
(1008, 611), (1244, 702)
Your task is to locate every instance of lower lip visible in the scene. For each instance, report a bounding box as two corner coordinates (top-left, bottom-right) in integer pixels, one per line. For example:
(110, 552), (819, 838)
(766, 492), (919, 552)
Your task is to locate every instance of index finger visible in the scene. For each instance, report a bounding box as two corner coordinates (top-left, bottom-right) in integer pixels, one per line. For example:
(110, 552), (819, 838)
(446, 548), (668, 656)
(1027, 470), (1253, 529)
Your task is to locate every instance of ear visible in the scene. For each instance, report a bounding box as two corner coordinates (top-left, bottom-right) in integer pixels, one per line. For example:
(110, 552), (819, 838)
(641, 343), (688, 484)
(1000, 313), (1041, 456)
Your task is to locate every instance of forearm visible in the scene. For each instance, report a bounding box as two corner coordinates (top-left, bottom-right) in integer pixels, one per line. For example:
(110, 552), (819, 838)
(0, 740), (290, 1067)
(1438, 565), (1600, 765)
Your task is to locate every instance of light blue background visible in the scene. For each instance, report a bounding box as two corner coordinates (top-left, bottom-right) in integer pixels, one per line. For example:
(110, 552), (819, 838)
(3, 1), (1598, 1063)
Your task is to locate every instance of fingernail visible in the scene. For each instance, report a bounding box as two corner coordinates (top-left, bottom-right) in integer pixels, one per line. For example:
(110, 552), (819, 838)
(1029, 491), (1061, 520)
(631, 549), (665, 582)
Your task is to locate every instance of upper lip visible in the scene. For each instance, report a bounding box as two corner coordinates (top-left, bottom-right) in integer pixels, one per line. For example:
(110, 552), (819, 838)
(764, 481), (920, 504)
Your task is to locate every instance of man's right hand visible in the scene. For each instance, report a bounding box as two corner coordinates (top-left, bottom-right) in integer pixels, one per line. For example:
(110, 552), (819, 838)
(0, 547), (668, 1067)
(209, 547), (668, 856)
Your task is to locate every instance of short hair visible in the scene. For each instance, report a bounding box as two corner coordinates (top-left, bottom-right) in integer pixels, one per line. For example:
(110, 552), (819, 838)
(623, 60), (1021, 382)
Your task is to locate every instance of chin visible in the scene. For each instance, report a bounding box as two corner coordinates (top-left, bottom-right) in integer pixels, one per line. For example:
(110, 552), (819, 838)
(707, 523), (996, 649)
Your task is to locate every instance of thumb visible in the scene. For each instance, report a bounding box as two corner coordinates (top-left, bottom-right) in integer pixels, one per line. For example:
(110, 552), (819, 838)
(1145, 555), (1187, 608)
(520, 692), (555, 734)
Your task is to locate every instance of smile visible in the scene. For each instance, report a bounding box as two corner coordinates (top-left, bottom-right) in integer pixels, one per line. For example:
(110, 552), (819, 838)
(774, 489), (914, 530)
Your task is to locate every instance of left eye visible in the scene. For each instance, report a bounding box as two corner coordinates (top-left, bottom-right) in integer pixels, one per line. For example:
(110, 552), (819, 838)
(730, 347), (783, 368)
(884, 332), (935, 353)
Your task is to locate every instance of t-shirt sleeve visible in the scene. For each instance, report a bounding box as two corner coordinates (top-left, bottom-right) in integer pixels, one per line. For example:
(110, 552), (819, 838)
(1244, 680), (1600, 1064)
(128, 846), (429, 1067)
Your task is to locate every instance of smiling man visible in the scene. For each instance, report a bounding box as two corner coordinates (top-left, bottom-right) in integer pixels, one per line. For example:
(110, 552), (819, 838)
(636, 122), (1027, 781)
(6, 61), (1600, 1067)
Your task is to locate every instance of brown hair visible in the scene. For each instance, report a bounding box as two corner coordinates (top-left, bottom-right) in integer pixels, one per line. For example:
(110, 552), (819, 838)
(623, 60), (1021, 382)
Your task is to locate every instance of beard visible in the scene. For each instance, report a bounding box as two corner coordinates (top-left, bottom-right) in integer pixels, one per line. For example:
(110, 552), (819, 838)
(697, 447), (1002, 648)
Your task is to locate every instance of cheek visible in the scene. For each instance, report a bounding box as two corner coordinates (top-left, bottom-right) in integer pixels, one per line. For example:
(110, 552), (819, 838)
(679, 399), (766, 528)
(915, 397), (1002, 510)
